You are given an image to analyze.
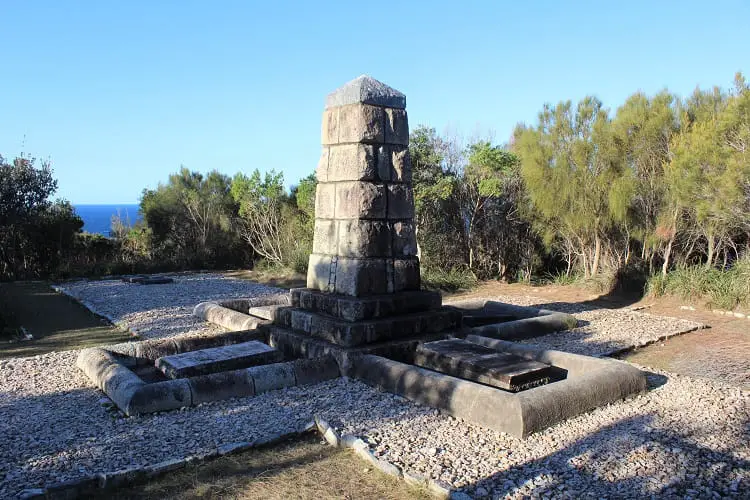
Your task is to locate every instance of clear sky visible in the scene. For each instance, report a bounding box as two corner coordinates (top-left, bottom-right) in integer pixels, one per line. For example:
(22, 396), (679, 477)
(2, 1), (748, 204)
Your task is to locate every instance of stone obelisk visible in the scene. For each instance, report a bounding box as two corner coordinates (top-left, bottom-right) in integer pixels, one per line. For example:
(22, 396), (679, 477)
(307, 75), (420, 296)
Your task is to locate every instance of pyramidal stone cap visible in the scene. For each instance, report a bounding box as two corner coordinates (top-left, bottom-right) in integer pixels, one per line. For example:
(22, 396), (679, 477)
(326, 75), (406, 110)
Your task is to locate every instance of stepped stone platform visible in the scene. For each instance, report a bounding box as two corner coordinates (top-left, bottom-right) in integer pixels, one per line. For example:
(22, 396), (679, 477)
(413, 339), (558, 392)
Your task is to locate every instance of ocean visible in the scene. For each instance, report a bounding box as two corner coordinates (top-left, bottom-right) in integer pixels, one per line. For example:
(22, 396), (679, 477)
(74, 204), (141, 236)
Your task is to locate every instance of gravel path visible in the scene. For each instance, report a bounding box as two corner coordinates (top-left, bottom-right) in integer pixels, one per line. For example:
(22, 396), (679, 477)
(54, 273), (284, 339)
(446, 295), (704, 357)
(1, 275), (746, 498)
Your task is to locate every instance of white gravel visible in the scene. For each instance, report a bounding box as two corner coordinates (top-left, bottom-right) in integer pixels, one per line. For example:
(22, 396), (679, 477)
(446, 295), (704, 357)
(54, 273), (284, 339)
(1, 275), (746, 499)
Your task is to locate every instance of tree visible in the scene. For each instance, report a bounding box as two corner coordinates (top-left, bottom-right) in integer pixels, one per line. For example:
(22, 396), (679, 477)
(231, 169), (287, 265)
(140, 167), (240, 267)
(0, 154), (83, 279)
(515, 97), (632, 277)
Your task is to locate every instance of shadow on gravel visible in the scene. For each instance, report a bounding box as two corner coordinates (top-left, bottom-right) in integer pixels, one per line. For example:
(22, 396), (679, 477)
(455, 413), (750, 498)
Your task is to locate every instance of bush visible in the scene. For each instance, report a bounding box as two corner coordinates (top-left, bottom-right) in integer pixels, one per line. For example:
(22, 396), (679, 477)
(421, 266), (478, 292)
(646, 256), (750, 310)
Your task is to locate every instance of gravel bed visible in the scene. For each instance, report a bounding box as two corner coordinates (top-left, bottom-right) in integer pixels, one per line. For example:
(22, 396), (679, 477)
(1, 276), (744, 498)
(447, 295), (704, 357)
(54, 273), (284, 340)
(327, 371), (749, 499)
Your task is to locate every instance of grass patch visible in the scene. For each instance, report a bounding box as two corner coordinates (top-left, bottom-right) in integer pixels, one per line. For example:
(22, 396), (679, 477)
(96, 433), (430, 500)
(0, 281), (132, 359)
(647, 257), (750, 310)
(421, 266), (478, 292)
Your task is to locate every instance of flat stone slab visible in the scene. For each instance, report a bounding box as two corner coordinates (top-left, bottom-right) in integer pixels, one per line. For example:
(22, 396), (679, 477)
(414, 339), (555, 392)
(155, 341), (283, 379)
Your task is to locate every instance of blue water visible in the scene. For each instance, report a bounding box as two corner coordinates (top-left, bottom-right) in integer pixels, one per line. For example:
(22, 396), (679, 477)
(74, 204), (141, 236)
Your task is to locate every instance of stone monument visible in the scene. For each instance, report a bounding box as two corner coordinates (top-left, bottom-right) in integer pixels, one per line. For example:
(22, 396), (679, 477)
(268, 75), (460, 355)
(77, 76), (646, 440)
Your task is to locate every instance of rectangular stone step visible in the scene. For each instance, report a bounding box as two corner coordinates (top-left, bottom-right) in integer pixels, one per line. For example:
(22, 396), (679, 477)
(413, 339), (555, 392)
(155, 341), (283, 379)
(248, 304), (284, 321)
(275, 307), (461, 347)
(290, 288), (441, 322)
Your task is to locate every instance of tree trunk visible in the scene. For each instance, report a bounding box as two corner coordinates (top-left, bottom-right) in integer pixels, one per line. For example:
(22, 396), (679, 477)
(591, 235), (602, 276)
(706, 235), (715, 269)
(662, 236), (674, 276)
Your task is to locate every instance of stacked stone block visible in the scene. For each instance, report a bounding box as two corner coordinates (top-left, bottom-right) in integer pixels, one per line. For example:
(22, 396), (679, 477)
(307, 75), (419, 297)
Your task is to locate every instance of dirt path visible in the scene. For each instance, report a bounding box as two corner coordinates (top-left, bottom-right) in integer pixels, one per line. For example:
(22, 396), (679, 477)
(450, 281), (750, 389)
(0, 281), (131, 359)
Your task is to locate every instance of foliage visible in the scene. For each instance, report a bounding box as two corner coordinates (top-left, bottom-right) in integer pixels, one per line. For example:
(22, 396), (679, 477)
(140, 167), (245, 269)
(0, 155), (83, 279)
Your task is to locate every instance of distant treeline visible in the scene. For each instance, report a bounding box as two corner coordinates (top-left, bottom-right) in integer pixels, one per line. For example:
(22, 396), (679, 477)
(2, 74), (748, 302)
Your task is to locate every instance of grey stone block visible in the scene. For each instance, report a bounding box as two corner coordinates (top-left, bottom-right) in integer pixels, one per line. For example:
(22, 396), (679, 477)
(375, 146), (412, 183)
(188, 369), (255, 404)
(385, 108), (409, 145)
(155, 341), (282, 379)
(306, 253), (334, 291)
(126, 379), (192, 415)
(327, 143), (378, 181)
(292, 356), (340, 385)
(336, 103), (385, 144)
(247, 362), (296, 393)
(337, 220), (391, 258)
(386, 184), (414, 219)
(280, 308), (459, 347)
(314, 182), (336, 219)
(335, 181), (386, 219)
(391, 222), (417, 257)
(325, 75), (406, 110)
(333, 257), (388, 296)
(290, 288), (442, 321)
(312, 219), (338, 255)
(390, 258), (421, 292)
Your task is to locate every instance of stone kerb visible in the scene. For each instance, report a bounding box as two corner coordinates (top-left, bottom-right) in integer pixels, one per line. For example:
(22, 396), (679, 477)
(307, 76), (420, 297)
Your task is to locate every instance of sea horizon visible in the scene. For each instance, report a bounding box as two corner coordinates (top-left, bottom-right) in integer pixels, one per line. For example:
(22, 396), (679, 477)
(74, 203), (141, 236)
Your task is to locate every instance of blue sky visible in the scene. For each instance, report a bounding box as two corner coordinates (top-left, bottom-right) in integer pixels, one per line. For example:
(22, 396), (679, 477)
(2, 1), (748, 204)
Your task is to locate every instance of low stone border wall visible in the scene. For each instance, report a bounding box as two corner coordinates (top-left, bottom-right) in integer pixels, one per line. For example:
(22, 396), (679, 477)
(77, 331), (341, 415)
(445, 299), (578, 340)
(351, 338), (646, 438)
